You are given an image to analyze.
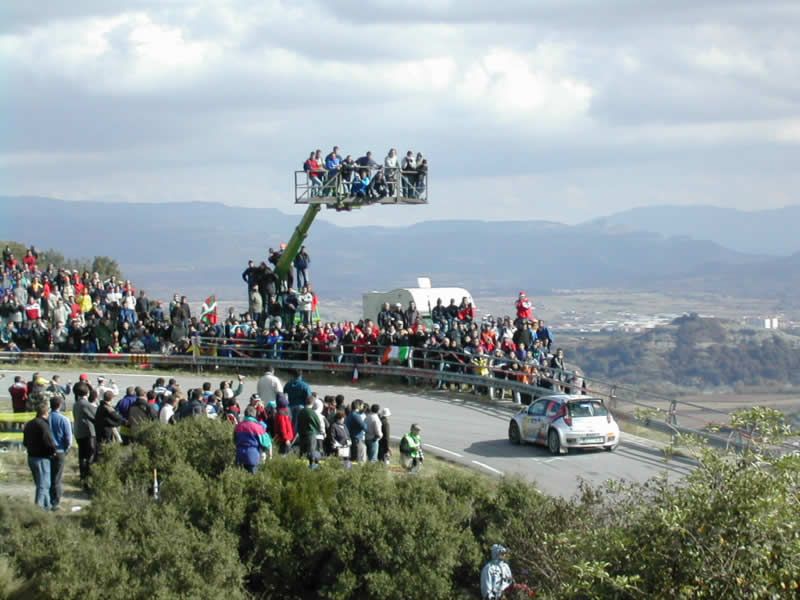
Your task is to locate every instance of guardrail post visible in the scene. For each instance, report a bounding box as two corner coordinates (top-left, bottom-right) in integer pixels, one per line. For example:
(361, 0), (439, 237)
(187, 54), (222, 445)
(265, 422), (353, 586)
(307, 341), (312, 362)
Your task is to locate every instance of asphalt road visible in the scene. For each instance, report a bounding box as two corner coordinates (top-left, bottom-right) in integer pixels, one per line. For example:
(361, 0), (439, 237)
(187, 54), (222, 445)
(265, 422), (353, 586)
(0, 368), (695, 498)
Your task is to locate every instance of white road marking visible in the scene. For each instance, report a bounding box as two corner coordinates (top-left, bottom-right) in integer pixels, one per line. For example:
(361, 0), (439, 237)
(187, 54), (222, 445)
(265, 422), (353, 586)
(390, 436), (464, 459)
(471, 460), (504, 476)
(423, 443), (463, 458)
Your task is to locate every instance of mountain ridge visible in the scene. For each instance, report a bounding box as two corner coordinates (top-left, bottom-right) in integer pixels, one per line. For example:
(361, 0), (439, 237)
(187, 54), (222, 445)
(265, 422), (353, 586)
(1, 196), (796, 302)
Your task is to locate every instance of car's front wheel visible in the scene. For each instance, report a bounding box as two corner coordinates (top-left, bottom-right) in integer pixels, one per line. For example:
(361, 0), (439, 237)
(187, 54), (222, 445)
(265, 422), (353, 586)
(604, 444), (618, 452)
(509, 421), (521, 445)
(547, 429), (561, 455)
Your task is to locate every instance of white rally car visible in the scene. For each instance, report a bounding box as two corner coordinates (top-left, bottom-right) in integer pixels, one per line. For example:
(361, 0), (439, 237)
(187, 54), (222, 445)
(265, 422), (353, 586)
(508, 394), (620, 454)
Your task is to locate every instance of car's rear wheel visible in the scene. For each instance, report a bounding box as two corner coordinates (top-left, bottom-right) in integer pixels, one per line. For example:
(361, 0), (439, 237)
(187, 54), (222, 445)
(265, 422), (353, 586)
(509, 421), (521, 445)
(547, 429), (561, 455)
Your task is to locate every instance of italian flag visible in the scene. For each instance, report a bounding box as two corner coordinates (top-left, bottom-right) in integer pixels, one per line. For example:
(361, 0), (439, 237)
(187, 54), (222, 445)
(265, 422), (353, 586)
(200, 295), (218, 325)
(382, 346), (411, 364)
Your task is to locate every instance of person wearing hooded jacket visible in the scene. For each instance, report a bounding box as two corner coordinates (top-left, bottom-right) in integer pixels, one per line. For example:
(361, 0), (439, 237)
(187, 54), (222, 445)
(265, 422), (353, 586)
(480, 544), (513, 599)
(272, 394), (296, 455)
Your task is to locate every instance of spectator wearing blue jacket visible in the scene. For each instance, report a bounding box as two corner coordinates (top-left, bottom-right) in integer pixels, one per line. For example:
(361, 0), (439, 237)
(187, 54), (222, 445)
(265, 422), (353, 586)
(345, 400), (367, 463)
(234, 405), (272, 473)
(325, 146), (341, 181)
(48, 396), (72, 510)
(535, 320), (553, 351)
(115, 387), (138, 420)
(284, 370), (312, 427)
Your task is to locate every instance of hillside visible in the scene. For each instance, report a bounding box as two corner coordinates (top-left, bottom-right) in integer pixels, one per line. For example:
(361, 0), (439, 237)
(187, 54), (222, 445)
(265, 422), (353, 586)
(573, 314), (800, 389)
(2, 196), (781, 301)
(587, 204), (800, 256)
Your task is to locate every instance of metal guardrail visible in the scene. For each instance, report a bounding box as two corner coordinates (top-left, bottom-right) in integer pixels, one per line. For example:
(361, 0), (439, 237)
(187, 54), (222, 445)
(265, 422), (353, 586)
(1, 343), (794, 453)
(294, 168), (428, 206)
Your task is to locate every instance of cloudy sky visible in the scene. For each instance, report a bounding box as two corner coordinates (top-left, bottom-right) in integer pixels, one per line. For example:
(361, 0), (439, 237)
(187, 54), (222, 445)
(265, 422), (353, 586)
(1, 0), (799, 226)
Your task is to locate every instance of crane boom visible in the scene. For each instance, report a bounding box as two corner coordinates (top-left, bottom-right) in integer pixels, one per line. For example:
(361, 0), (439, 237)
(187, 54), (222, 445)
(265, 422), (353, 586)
(275, 203), (321, 286)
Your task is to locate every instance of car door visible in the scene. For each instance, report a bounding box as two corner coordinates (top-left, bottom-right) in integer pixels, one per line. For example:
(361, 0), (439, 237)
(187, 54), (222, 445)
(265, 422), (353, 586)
(523, 399), (548, 441)
(543, 399), (562, 437)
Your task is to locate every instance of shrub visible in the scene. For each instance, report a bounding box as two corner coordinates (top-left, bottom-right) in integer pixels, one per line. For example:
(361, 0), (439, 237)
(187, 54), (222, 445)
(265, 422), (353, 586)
(2, 417), (798, 599)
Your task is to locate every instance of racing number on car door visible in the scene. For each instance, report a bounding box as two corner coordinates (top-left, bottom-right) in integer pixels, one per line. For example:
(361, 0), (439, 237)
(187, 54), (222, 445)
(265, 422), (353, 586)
(524, 400), (547, 440)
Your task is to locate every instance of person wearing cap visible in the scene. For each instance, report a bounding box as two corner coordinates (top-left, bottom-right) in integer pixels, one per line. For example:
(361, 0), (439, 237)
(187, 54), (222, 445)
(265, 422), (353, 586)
(271, 394), (296, 455)
(399, 423), (423, 472)
(247, 393), (267, 423)
(378, 407), (392, 464)
(480, 544), (513, 599)
(515, 292), (533, 325)
(234, 405), (272, 472)
(73, 374), (97, 405)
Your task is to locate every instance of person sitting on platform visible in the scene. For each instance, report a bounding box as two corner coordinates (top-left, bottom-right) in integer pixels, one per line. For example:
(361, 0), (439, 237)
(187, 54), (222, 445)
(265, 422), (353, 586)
(351, 170), (371, 198)
(370, 169), (389, 199)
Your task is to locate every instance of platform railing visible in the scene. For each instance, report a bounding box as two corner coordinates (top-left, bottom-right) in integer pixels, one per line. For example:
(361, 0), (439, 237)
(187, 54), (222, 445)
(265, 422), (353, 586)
(294, 167), (428, 205)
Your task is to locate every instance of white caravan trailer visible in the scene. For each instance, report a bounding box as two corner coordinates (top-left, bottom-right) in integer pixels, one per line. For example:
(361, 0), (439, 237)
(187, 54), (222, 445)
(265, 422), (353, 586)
(362, 277), (474, 323)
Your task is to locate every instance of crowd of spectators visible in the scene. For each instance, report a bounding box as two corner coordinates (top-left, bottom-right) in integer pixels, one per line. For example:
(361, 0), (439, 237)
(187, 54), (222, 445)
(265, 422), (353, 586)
(0, 244), (211, 355)
(216, 289), (582, 400)
(16, 367), (424, 510)
(2, 242), (579, 399)
(302, 146), (428, 201)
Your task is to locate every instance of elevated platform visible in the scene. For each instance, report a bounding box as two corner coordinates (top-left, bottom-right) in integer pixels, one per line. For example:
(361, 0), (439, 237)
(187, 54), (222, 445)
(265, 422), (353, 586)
(295, 168), (428, 208)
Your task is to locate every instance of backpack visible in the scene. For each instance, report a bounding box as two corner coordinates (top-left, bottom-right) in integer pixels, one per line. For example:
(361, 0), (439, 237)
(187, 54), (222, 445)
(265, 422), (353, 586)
(399, 434), (411, 455)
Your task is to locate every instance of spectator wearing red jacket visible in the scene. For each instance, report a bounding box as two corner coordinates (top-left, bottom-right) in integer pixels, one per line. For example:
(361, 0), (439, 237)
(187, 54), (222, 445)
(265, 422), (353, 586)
(23, 249), (37, 272)
(9, 376), (29, 412)
(272, 394), (296, 455)
(515, 292), (533, 323)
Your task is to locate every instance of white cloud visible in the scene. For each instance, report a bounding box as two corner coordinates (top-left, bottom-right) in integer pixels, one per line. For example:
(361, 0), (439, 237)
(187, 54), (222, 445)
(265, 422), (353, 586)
(456, 47), (593, 125)
(0, 0), (798, 224)
(0, 12), (222, 93)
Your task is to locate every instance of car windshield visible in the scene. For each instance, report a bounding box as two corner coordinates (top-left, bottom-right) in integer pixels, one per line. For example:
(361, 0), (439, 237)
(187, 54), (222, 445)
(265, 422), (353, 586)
(568, 400), (608, 418)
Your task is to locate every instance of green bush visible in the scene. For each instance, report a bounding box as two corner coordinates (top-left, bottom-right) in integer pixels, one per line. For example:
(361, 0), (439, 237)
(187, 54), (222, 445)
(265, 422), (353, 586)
(2, 417), (798, 599)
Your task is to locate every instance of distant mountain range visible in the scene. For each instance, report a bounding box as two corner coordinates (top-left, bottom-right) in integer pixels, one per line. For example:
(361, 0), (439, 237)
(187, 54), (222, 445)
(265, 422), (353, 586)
(586, 204), (800, 256)
(1, 197), (798, 303)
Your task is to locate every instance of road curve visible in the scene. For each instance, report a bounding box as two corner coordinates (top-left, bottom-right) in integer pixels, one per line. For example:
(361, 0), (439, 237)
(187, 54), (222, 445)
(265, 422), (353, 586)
(0, 368), (694, 498)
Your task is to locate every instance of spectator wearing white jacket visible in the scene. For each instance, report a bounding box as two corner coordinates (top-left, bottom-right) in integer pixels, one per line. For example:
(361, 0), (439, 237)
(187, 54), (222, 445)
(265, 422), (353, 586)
(364, 403), (383, 463)
(256, 366), (283, 406)
(96, 376), (119, 400)
(299, 286), (313, 326)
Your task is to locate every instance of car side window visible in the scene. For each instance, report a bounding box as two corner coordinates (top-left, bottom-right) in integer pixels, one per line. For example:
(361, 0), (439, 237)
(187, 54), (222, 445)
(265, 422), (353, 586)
(528, 401), (547, 417)
(545, 400), (561, 417)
